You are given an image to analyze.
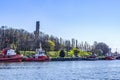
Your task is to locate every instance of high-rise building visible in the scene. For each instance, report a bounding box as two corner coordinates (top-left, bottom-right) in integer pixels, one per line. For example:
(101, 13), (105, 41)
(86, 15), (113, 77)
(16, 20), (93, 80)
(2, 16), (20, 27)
(34, 21), (40, 41)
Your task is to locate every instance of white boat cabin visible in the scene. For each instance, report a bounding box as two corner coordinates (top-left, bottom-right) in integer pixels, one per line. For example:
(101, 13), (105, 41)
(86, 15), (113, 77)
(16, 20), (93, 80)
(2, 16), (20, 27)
(34, 48), (46, 58)
(6, 49), (16, 55)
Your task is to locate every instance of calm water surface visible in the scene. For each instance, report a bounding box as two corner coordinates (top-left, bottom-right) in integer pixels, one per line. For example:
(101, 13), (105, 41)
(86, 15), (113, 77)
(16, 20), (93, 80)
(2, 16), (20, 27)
(0, 60), (120, 80)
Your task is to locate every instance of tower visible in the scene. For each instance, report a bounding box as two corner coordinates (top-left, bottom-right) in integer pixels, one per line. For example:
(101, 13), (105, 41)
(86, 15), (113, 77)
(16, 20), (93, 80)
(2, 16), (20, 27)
(34, 21), (40, 48)
(34, 21), (40, 40)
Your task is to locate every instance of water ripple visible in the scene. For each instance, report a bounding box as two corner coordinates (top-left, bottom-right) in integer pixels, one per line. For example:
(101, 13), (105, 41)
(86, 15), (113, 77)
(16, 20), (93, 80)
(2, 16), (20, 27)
(0, 61), (120, 80)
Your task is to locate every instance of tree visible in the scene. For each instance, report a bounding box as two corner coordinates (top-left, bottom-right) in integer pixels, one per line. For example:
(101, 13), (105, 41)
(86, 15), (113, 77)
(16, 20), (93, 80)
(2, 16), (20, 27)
(48, 40), (55, 51)
(54, 37), (60, 51)
(73, 48), (80, 57)
(94, 42), (109, 55)
(91, 49), (103, 56)
(59, 50), (65, 57)
(68, 48), (91, 57)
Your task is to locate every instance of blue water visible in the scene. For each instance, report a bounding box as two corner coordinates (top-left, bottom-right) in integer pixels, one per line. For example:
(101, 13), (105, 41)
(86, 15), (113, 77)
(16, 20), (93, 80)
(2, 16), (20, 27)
(0, 60), (120, 80)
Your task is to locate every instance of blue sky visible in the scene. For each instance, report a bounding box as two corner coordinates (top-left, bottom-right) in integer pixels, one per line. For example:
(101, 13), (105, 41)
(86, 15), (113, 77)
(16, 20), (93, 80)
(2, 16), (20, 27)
(0, 0), (120, 52)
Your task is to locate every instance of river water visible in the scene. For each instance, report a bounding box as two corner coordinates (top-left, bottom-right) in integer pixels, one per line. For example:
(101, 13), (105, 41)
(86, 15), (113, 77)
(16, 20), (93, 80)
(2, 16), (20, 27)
(0, 60), (120, 80)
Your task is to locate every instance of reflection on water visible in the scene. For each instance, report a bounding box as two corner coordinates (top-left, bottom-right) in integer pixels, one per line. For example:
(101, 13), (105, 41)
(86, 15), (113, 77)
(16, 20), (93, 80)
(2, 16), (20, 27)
(0, 61), (120, 80)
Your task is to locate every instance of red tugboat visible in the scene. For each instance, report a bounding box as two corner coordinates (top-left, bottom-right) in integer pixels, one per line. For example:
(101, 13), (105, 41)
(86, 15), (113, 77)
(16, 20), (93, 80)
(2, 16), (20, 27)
(104, 52), (116, 60)
(24, 44), (50, 62)
(85, 53), (98, 60)
(0, 48), (23, 62)
(105, 56), (115, 60)
(24, 50), (50, 62)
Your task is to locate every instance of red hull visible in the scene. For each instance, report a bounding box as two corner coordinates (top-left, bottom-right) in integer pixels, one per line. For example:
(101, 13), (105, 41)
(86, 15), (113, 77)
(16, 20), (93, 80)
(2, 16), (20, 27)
(0, 55), (23, 62)
(24, 56), (50, 62)
(105, 56), (115, 60)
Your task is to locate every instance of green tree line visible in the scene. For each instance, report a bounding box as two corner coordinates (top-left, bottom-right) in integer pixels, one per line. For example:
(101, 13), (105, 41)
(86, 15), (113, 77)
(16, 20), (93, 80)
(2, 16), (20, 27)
(0, 26), (110, 57)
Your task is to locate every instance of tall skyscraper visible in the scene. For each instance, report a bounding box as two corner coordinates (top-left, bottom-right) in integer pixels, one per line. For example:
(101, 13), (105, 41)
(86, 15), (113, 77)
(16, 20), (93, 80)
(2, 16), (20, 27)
(34, 21), (40, 40)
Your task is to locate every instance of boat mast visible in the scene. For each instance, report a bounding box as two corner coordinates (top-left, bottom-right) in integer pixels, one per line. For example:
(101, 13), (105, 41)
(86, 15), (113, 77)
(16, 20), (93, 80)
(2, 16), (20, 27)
(39, 42), (42, 50)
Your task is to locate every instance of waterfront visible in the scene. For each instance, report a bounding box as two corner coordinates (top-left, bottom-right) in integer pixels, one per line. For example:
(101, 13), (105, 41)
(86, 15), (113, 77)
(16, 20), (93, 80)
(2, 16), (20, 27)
(0, 61), (120, 80)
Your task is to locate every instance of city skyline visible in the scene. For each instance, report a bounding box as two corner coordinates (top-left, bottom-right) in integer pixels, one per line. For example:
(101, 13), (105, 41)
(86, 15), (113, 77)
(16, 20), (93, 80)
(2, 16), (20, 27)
(0, 0), (120, 52)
